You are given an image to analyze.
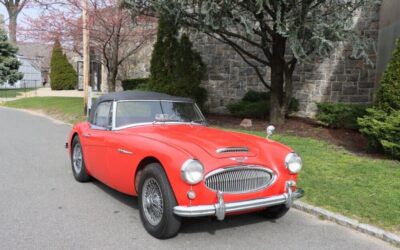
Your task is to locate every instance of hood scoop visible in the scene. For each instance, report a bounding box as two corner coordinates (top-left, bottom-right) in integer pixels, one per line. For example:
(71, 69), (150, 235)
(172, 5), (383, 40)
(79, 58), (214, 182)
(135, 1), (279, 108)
(216, 147), (249, 154)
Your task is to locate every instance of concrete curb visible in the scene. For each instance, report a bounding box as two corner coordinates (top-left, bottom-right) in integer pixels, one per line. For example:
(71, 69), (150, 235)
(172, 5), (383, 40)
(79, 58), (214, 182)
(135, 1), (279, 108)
(293, 200), (400, 247)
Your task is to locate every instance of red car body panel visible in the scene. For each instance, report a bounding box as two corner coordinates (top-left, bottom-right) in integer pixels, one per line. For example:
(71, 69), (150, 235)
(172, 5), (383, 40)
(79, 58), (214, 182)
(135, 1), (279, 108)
(68, 122), (298, 208)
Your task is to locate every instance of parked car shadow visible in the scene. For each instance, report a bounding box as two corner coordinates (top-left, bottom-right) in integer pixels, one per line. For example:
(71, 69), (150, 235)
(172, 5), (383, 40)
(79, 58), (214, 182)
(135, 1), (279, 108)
(180, 213), (276, 235)
(91, 178), (275, 235)
(92, 179), (139, 209)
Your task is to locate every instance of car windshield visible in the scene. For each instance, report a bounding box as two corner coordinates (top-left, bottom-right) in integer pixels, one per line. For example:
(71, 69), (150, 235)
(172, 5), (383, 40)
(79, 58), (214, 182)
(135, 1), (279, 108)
(115, 100), (206, 128)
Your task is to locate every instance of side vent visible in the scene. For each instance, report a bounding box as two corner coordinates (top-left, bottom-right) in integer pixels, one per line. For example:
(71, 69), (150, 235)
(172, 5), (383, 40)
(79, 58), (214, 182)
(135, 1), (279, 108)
(216, 147), (249, 154)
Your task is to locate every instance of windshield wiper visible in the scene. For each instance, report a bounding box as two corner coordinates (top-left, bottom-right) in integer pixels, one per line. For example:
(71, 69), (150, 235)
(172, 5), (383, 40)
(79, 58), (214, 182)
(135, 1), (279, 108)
(152, 119), (180, 124)
(191, 120), (207, 125)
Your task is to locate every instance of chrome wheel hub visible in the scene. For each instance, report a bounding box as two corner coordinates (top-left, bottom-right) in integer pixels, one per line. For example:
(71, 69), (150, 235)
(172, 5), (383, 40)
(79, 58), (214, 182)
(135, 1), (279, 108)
(72, 144), (83, 174)
(142, 178), (163, 226)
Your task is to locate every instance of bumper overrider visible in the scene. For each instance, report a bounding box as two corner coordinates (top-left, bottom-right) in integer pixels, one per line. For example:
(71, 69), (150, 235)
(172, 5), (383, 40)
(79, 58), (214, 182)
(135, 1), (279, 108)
(173, 181), (304, 220)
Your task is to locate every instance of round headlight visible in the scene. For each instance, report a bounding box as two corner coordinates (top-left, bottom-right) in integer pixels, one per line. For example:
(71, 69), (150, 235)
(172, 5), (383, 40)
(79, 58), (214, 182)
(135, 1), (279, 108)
(285, 152), (302, 174)
(181, 159), (204, 184)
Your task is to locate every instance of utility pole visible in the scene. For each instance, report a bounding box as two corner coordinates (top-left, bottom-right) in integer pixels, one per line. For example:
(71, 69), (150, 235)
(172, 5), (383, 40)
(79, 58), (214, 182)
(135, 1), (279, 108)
(82, 0), (90, 115)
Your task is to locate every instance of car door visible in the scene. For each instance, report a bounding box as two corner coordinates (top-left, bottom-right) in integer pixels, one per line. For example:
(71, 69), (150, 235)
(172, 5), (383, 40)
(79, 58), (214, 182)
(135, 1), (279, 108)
(82, 101), (113, 184)
(105, 101), (162, 195)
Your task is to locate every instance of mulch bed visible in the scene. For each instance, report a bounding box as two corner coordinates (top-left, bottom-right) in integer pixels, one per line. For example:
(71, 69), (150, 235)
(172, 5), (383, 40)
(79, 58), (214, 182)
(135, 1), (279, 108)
(206, 114), (384, 158)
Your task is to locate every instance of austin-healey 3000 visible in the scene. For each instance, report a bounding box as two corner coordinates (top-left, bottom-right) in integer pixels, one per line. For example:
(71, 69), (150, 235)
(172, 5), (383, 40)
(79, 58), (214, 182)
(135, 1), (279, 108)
(67, 91), (304, 238)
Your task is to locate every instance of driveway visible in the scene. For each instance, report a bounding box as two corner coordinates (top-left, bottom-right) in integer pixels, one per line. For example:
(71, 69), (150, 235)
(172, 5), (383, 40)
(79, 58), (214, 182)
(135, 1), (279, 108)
(0, 107), (396, 250)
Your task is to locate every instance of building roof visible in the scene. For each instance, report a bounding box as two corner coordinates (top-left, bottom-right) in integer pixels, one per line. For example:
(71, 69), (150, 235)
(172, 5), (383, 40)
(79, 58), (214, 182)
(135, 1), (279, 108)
(17, 42), (52, 70)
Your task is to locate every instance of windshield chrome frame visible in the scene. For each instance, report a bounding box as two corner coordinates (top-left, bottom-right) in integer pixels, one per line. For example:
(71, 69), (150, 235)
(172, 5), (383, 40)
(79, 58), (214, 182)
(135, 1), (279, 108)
(111, 99), (206, 131)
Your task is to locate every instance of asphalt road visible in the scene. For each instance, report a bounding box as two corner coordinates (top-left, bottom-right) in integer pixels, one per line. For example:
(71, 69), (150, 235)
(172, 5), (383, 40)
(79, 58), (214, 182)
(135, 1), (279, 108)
(0, 107), (396, 250)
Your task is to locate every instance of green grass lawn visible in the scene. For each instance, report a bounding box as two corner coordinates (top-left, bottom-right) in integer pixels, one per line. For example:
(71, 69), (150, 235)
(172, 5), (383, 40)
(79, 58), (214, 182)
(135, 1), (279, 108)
(240, 130), (400, 232)
(0, 88), (36, 98)
(3, 97), (86, 124)
(3, 97), (400, 232)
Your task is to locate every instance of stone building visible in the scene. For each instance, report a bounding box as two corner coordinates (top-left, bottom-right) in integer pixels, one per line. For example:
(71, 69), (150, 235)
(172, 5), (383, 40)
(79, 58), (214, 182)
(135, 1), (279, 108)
(124, 1), (399, 117)
(193, 1), (400, 117)
(191, 4), (377, 117)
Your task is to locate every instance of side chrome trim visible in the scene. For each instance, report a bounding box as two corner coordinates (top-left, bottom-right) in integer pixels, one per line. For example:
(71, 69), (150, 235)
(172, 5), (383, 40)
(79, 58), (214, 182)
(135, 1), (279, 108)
(117, 148), (133, 155)
(173, 183), (304, 219)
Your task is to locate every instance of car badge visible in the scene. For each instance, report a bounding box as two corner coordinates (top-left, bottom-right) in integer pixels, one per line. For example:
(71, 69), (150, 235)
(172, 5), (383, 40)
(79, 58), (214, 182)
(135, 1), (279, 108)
(230, 157), (248, 164)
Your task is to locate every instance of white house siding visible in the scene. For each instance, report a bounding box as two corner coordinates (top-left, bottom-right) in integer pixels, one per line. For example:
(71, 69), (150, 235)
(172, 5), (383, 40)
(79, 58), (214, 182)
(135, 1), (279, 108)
(0, 56), (42, 88)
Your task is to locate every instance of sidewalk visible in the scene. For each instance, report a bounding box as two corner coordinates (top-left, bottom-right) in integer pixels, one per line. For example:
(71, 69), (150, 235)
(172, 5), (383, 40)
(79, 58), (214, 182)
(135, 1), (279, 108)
(0, 87), (103, 104)
(28, 87), (103, 98)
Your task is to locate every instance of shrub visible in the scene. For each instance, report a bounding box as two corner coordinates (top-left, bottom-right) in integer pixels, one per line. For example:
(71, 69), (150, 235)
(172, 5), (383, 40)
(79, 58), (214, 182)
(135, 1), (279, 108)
(374, 40), (400, 113)
(122, 78), (149, 90)
(358, 39), (400, 160)
(227, 100), (270, 119)
(242, 90), (269, 102)
(50, 40), (77, 90)
(226, 90), (298, 119)
(148, 15), (207, 108)
(358, 109), (400, 160)
(316, 102), (368, 129)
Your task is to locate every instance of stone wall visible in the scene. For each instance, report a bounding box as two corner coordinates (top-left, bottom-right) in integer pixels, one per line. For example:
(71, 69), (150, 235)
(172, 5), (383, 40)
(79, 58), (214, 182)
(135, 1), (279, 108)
(190, 33), (269, 113)
(191, 5), (380, 117)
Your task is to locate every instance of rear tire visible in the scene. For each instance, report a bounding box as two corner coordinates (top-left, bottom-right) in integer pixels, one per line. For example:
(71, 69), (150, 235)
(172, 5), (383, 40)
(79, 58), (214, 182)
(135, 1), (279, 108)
(138, 163), (181, 239)
(261, 204), (290, 219)
(71, 136), (91, 182)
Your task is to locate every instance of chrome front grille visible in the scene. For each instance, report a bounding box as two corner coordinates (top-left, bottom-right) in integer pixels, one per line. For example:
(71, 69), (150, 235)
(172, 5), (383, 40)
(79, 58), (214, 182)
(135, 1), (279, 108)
(216, 147), (249, 154)
(205, 166), (275, 194)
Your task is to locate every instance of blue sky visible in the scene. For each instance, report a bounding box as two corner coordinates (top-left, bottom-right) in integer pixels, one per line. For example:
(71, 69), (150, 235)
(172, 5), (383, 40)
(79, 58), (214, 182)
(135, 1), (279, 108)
(0, 5), (41, 24)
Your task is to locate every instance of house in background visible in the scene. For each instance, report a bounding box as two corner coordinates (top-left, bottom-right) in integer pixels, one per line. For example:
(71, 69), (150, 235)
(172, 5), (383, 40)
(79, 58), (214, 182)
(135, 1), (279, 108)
(0, 55), (42, 88)
(17, 43), (52, 86)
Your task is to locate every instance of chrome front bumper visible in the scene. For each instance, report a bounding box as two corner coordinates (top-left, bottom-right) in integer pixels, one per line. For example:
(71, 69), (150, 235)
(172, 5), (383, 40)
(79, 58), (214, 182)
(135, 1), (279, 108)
(173, 181), (304, 220)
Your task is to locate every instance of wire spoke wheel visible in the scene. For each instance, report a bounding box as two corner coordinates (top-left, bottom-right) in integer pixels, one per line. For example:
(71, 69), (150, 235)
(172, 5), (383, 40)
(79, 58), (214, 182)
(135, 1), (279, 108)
(142, 177), (164, 226)
(73, 144), (83, 174)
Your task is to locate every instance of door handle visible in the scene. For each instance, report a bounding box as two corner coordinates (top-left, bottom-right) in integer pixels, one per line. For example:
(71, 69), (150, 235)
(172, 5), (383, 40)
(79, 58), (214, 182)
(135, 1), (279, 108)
(83, 133), (91, 138)
(117, 148), (133, 155)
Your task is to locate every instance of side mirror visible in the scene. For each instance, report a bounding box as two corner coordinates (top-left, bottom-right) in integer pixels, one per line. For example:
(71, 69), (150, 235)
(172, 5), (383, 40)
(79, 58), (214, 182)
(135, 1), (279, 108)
(266, 125), (275, 138)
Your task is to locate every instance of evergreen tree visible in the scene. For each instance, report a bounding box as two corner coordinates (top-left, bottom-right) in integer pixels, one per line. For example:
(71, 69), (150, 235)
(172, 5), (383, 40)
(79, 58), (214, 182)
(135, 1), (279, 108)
(0, 28), (22, 84)
(174, 34), (207, 108)
(374, 39), (400, 113)
(149, 15), (207, 107)
(148, 14), (179, 93)
(50, 40), (77, 90)
(358, 39), (400, 160)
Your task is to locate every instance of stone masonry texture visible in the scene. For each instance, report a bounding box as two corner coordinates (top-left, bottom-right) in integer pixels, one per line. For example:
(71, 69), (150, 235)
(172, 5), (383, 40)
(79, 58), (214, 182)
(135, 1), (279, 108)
(126, 5), (380, 117)
(190, 5), (380, 117)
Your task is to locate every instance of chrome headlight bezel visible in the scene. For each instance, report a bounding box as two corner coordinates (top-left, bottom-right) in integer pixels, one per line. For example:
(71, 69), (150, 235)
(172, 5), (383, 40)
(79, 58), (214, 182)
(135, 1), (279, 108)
(285, 152), (302, 174)
(181, 159), (204, 184)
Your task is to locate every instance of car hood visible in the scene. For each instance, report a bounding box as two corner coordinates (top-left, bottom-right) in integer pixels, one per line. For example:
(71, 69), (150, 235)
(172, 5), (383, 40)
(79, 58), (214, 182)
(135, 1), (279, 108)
(123, 125), (263, 159)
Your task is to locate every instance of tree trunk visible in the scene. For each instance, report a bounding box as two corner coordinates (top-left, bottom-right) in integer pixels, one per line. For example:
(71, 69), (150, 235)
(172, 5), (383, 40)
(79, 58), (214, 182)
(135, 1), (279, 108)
(105, 34), (120, 92)
(269, 63), (286, 125)
(107, 69), (117, 92)
(269, 34), (287, 125)
(8, 11), (17, 43)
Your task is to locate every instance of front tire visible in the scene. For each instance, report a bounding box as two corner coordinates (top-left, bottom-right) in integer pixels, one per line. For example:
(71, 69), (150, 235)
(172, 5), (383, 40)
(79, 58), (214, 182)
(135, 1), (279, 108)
(138, 163), (181, 239)
(71, 136), (91, 182)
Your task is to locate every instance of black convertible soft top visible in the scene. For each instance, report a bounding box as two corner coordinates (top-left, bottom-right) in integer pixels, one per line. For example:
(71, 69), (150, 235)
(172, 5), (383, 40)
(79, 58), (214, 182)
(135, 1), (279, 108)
(89, 90), (194, 122)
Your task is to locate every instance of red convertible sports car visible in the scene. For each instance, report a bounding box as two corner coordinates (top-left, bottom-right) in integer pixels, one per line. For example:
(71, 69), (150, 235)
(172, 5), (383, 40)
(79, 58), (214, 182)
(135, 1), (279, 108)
(67, 91), (304, 238)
